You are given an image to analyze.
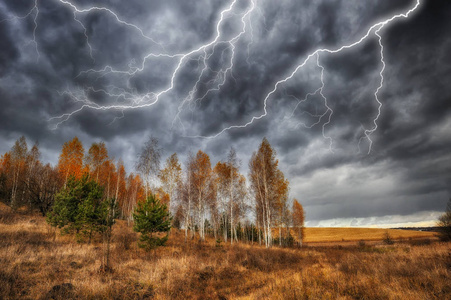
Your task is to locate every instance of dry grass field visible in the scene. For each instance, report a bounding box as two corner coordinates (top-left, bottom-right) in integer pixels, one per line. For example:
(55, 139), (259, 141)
(303, 227), (437, 244)
(1, 204), (450, 299)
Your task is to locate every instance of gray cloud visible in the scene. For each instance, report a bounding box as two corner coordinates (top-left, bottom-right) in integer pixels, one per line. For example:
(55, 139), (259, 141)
(0, 0), (450, 227)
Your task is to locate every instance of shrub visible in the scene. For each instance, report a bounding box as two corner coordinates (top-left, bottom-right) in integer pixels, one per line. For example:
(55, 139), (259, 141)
(437, 198), (451, 241)
(383, 231), (395, 245)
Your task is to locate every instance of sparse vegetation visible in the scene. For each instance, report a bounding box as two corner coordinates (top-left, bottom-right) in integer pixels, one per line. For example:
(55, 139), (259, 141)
(0, 204), (449, 299)
(383, 231), (395, 245)
(1, 136), (449, 299)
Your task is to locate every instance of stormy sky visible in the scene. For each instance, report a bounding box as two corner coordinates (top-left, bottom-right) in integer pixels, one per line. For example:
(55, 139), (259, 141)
(0, 0), (450, 227)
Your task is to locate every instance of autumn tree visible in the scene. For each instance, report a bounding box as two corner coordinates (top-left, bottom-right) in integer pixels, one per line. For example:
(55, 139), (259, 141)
(214, 148), (247, 244)
(85, 142), (109, 183)
(274, 170), (289, 246)
(292, 199), (305, 246)
(0, 138), (60, 213)
(19, 142), (42, 211)
(98, 159), (115, 200)
(0, 152), (12, 203)
(249, 137), (287, 248)
(136, 137), (162, 199)
(172, 204), (184, 230)
(27, 163), (61, 216)
(123, 173), (145, 224)
(189, 150), (215, 241)
(159, 153), (182, 212)
(114, 160), (127, 218)
(9, 136), (28, 208)
(0, 172), (7, 202)
(178, 153), (195, 241)
(0, 138), (49, 211)
(58, 137), (85, 186)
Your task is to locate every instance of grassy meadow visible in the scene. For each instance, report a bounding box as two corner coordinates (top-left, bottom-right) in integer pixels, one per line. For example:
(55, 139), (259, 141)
(0, 204), (450, 299)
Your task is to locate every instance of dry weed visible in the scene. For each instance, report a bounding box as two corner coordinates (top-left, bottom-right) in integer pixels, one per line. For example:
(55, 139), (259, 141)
(0, 207), (449, 299)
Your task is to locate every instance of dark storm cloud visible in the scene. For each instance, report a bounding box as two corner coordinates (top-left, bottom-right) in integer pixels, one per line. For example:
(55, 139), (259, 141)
(0, 23), (19, 75)
(0, 0), (450, 226)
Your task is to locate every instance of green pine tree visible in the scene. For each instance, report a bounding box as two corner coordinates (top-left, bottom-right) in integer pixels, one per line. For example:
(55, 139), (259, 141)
(77, 179), (105, 242)
(46, 175), (106, 243)
(133, 194), (172, 251)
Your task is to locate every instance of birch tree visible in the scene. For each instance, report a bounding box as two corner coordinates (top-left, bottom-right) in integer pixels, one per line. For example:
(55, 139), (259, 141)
(179, 153), (195, 241)
(189, 150), (215, 242)
(249, 137), (283, 248)
(10, 136), (28, 208)
(159, 153), (182, 212)
(136, 137), (162, 199)
(292, 199), (305, 246)
(58, 137), (85, 186)
(85, 142), (108, 183)
(214, 148), (247, 244)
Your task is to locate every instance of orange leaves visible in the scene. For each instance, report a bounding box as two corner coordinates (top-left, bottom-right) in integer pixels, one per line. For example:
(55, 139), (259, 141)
(85, 142), (109, 182)
(292, 199), (305, 226)
(0, 152), (12, 173)
(115, 161), (127, 206)
(191, 150), (212, 186)
(249, 137), (288, 247)
(214, 161), (239, 185)
(58, 137), (85, 182)
(155, 188), (170, 206)
(292, 199), (305, 244)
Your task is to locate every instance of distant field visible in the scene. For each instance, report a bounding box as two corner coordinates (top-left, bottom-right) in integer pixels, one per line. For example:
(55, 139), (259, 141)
(304, 227), (437, 243)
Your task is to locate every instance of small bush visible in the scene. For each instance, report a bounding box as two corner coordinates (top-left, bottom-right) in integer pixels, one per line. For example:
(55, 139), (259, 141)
(437, 199), (451, 241)
(383, 231), (395, 245)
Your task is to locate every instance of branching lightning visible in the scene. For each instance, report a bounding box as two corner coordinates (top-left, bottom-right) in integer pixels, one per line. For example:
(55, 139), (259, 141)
(5, 0), (421, 153)
(359, 28), (385, 154)
(205, 0), (421, 152)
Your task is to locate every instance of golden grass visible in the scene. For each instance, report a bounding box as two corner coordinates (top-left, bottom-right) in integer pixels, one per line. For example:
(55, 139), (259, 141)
(304, 227), (436, 243)
(0, 204), (450, 299)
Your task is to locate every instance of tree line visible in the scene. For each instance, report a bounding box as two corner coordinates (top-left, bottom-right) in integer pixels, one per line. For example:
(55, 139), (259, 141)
(0, 136), (305, 248)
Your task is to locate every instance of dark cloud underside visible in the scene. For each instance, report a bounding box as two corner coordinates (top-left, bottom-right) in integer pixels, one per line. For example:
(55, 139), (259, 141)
(0, 0), (450, 226)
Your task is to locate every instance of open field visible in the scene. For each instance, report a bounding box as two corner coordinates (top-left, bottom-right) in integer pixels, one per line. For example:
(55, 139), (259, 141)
(303, 227), (437, 244)
(1, 206), (450, 299)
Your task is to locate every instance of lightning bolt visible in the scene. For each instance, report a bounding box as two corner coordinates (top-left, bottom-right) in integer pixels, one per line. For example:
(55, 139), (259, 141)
(203, 0), (421, 151)
(283, 54), (333, 151)
(49, 0), (256, 130)
(315, 54), (334, 152)
(358, 28), (385, 154)
(174, 0), (256, 134)
(56, 0), (163, 48)
(5, 0), (421, 153)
